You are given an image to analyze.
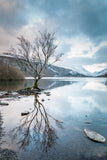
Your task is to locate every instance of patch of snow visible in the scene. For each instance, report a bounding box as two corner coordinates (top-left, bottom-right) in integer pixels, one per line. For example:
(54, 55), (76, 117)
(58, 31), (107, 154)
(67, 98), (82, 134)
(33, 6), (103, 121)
(94, 69), (107, 76)
(48, 66), (58, 73)
(0, 53), (17, 58)
(25, 77), (34, 79)
(70, 65), (92, 76)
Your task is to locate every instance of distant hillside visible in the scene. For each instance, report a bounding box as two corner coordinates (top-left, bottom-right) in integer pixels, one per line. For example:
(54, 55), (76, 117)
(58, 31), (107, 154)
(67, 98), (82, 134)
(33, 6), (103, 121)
(70, 65), (93, 77)
(46, 64), (86, 77)
(1, 53), (107, 77)
(0, 53), (86, 77)
(93, 69), (107, 77)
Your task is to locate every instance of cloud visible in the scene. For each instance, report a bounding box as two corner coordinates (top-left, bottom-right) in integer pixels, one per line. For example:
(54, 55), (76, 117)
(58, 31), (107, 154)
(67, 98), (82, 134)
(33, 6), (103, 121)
(0, 0), (107, 71)
(94, 45), (107, 63)
(0, 27), (16, 53)
(27, 0), (107, 44)
(0, 0), (107, 44)
(0, 0), (28, 30)
(67, 38), (93, 58)
(0, 18), (60, 52)
(67, 40), (107, 60)
(57, 43), (107, 69)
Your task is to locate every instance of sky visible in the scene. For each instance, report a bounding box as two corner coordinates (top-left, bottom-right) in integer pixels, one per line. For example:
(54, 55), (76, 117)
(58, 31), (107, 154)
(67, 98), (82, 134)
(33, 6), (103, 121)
(0, 0), (107, 73)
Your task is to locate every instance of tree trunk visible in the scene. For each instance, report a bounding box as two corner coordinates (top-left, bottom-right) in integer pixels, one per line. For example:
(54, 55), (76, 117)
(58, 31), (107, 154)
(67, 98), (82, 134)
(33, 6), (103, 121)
(33, 78), (39, 89)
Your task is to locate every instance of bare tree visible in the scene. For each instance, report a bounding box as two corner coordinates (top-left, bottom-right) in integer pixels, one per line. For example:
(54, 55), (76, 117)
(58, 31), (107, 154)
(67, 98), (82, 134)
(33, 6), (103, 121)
(11, 31), (63, 89)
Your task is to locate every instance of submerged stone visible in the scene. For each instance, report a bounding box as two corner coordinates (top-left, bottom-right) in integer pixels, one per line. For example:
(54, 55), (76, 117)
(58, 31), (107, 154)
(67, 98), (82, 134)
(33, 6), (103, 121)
(0, 91), (8, 96)
(21, 111), (29, 116)
(84, 122), (91, 124)
(0, 102), (9, 106)
(84, 128), (106, 143)
(44, 91), (51, 96)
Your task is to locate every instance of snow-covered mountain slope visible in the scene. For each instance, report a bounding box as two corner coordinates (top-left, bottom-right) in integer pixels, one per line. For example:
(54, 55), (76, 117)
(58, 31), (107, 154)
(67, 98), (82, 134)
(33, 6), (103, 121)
(70, 65), (93, 76)
(1, 53), (107, 77)
(0, 54), (86, 77)
(93, 69), (107, 77)
(47, 64), (86, 77)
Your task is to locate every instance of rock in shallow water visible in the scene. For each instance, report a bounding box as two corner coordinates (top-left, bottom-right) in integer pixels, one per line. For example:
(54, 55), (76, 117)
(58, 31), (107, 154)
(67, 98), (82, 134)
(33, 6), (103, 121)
(0, 102), (9, 106)
(0, 149), (18, 160)
(84, 128), (106, 143)
(21, 111), (29, 116)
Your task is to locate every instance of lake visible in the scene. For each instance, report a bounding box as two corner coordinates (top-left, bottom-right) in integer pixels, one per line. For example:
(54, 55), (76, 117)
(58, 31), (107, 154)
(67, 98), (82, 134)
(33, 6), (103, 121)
(0, 77), (107, 160)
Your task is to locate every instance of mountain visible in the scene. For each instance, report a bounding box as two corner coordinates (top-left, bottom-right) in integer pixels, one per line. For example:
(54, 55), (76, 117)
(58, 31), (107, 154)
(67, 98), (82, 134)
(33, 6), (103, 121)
(93, 69), (107, 77)
(0, 53), (86, 77)
(68, 65), (107, 77)
(46, 65), (85, 77)
(70, 65), (93, 76)
(1, 53), (106, 77)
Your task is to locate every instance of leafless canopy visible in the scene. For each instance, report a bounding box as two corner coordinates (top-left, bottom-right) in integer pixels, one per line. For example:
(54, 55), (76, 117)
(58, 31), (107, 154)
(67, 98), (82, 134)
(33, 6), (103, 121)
(11, 31), (63, 87)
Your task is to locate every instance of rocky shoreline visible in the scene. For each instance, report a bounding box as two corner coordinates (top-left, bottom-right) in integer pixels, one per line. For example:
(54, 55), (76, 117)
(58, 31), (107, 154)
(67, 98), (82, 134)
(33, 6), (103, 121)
(0, 92), (19, 160)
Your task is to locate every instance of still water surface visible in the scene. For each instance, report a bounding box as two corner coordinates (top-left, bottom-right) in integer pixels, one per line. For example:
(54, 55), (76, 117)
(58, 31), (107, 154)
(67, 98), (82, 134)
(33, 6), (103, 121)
(0, 78), (107, 160)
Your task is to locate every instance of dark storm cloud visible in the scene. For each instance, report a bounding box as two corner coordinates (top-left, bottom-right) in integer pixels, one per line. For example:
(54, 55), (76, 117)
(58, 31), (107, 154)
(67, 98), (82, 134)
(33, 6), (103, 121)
(0, 0), (107, 69)
(0, 0), (107, 44)
(27, 0), (107, 44)
(93, 46), (107, 63)
(0, 0), (28, 30)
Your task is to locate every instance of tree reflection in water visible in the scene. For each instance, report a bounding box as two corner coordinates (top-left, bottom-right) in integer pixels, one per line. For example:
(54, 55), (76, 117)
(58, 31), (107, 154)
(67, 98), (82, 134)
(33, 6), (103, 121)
(12, 93), (63, 152)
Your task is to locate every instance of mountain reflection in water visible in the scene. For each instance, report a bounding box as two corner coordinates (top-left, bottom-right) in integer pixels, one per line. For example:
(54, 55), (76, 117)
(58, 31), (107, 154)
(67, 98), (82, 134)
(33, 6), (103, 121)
(0, 78), (73, 91)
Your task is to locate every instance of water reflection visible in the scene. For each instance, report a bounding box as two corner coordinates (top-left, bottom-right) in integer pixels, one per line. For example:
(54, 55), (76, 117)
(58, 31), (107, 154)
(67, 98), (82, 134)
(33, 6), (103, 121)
(0, 78), (107, 160)
(25, 78), (73, 90)
(104, 80), (107, 86)
(83, 80), (107, 91)
(0, 80), (25, 91)
(12, 93), (63, 152)
(0, 78), (74, 92)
